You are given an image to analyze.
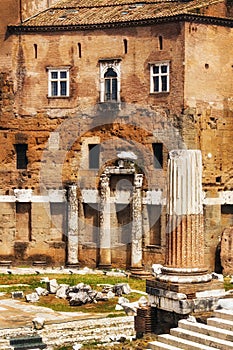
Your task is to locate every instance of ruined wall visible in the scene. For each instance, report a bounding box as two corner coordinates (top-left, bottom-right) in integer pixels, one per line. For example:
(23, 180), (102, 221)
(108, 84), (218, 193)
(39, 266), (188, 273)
(184, 22), (233, 271)
(0, 21), (185, 266)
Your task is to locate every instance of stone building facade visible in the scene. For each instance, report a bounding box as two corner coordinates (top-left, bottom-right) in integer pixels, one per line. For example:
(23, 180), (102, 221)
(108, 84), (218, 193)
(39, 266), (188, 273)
(0, 0), (232, 272)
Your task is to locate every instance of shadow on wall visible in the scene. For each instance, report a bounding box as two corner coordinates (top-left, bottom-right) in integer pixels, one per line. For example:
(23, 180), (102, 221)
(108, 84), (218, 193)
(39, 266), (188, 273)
(215, 242), (223, 274)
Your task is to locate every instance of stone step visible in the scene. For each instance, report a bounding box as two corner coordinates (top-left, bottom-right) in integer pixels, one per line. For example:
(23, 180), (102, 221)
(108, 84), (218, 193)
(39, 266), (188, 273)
(147, 340), (183, 349)
(178, 318), (233, 341)
(214, 309), (233, 322)
(208, 317), (233, 331)
(157, 334), (216, 350)
(170, 327), (233, 349)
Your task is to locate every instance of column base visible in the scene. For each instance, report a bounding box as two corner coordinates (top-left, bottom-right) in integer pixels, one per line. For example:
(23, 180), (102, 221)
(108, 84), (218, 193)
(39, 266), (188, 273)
(130, 266), (152, 279)
(156, 267), (212, 284)
(98, 263), (112, 270)
(66, 262), (80, 269)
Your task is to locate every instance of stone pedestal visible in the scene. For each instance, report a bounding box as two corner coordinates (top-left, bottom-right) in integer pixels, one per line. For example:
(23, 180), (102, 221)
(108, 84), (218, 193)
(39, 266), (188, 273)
(145, 150), (225, 333)
(99, 173), (112, 269)
(66, 185), (79, 267)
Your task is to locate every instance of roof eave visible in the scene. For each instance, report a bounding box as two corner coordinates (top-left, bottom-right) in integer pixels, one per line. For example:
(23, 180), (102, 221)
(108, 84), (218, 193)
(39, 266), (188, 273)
(7, 13), (233, 34)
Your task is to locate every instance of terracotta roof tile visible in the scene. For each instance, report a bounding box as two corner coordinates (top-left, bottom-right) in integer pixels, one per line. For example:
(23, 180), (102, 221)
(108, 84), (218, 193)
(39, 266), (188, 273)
(12, 0), (226, 28)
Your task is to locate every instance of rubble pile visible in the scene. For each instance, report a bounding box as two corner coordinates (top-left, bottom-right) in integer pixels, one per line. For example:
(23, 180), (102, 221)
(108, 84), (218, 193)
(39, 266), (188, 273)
(25, 279), (133, 307)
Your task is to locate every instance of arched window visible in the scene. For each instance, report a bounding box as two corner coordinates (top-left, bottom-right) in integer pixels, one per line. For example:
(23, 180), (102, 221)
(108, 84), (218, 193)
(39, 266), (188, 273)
(104, 68), (118, 101)
(99, 59), (121, 103)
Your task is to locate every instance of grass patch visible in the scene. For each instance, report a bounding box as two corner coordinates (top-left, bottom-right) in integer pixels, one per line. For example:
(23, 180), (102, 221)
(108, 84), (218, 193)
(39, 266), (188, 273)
(0, 273), (146, 315)
(224, 276), (233, 291)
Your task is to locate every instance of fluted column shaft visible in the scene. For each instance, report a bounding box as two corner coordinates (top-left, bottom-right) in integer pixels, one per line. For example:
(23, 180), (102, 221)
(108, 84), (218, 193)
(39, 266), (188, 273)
(165, 150), (205, 270)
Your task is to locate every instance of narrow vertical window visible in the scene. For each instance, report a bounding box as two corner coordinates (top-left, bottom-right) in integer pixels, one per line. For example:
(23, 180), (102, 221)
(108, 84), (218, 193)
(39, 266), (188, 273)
(152, 143), (163, 168)
(16, 202), (32, 241)
(89, 144), (100, 169)
(78, 43), (82, 58)
(15, 144), (28, 169)
(50, 202), (66, 241)
(34, 44), (38, 59)
(148, 204), (161, 245)
(158, 36), (163, 50)
(123, 39), (128, 54)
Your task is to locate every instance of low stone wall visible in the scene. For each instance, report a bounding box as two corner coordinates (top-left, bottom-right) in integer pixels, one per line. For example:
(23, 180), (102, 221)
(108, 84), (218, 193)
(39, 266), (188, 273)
(0, 316), (135, 349)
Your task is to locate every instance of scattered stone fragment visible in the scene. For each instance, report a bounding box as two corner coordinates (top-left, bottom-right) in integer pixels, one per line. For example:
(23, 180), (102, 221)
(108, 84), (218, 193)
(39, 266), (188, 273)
(40, 277), (49, 283)
(95, 291), (108, 301)
(32, 316), (45, 330)
(35, 287), (49, 296)
(118, 297), (130, 305)
(121, 302), (138, 316)
(138, 296), (149, 307)
(69, 291), (92, 306)
(117, 295), (149, 316)
(152, 264), (163, 276)
(11, 291), (24, 299)
(106, 291), (115, 299)
(47, 279), (59, 294)
(113, 283), (131, 296)
(55, 284), (69, 299)
(187, 315), (197, 323)
(217, 298), (233, 310)
(212, 272), (224, 281)
(115, 304), (124, 311)
(25, 292), (39, 303)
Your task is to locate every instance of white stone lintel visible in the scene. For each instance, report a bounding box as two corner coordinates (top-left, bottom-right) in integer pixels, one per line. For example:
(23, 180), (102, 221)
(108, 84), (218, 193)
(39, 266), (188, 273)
(203, 191), (233, 205)
(48, 189), (67, 202)
(14, 189), (32, 202)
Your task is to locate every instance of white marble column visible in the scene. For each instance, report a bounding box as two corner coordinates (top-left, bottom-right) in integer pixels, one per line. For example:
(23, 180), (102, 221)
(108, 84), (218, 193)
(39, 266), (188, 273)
(67, 185), (79, 266)
(99, 173), (112, 269)
(131, 174), (143, 270)
(158, 150), (211, 283)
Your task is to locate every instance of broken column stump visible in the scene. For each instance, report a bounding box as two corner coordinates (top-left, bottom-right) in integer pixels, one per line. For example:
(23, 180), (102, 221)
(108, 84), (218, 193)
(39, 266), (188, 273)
(143, 150), (225, 334)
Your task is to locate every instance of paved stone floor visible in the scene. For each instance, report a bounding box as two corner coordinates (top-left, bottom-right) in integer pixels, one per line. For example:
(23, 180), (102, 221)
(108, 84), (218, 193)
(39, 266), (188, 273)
(0, 298), (100, 329)
(0, 266), (114, 330)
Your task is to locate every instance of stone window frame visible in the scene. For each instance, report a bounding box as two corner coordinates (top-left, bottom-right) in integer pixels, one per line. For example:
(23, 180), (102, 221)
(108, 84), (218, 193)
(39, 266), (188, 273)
(88, 144), (100, 169)
(99, 58), (121, 103)
(47, 66), (70, 98)
(149, 60), (170, 94)
(80, 136), (101, 170)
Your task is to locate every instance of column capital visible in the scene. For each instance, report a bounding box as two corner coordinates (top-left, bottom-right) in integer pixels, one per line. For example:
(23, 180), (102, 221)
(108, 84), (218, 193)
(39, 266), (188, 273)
(134, 173), (143, 188)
